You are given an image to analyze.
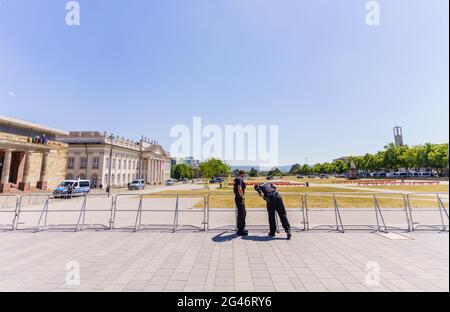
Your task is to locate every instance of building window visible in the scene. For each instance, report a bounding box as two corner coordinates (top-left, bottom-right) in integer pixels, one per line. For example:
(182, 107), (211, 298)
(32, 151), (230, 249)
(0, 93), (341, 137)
(118, 159), (122, 170)
(128, 160), (131, 170)
(67, 157), (75, 169)
(92, 157), (100, 169)
(112, 158), (116, 169)
(80, 157), (87, 169)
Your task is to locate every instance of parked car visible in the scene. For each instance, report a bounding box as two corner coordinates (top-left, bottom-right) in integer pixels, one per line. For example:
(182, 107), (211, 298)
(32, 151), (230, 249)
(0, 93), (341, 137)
(210, 177), (224, 183)
(296, 175), (304, 179)
(53, 179), (90, 198)
(266, 176), (274, 180)
(128, 179), (145, 190)
(166, 179), (177, 186)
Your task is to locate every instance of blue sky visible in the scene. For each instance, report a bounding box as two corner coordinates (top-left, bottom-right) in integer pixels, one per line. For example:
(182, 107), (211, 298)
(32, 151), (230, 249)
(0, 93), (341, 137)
(0, 0), (448, 166)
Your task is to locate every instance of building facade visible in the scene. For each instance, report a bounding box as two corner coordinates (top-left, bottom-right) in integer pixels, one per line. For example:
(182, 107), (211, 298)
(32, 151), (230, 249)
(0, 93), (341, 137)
(0, 115), (68, 193)
(58, 132), (171, 187)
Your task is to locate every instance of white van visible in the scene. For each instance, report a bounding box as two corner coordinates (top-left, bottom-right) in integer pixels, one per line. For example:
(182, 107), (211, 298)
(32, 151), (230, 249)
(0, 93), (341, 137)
(128, 179), (145, 190)
(418, 172), (432, 178)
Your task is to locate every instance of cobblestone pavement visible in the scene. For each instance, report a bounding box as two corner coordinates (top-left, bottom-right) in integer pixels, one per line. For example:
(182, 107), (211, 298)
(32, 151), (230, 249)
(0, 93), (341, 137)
(0, 231), (447, 292)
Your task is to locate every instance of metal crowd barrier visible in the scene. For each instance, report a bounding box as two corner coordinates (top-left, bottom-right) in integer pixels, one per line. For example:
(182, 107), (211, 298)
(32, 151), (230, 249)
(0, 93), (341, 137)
(301, 192), (413, 233)
(406, 193), (449, 232)
(0, 195), (19, 230)
(113, 193), (206, 232)
(0, 191), (447, 233)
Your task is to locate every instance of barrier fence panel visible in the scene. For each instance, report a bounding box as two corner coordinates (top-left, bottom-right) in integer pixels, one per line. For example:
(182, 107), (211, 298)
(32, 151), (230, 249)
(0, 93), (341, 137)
(75, 194), (114, 232)
(206, 193), (303, 232)
(0, 195), (19, 230)
(330, 192), (384, 232)
(206, 193), (237, 231)
(16, 194), (99, 232)
(301, 193), (344, 232)
(407, 193), (449, 232)
(15, 194), (51, 231)
(372, 193), (411, 231)
(172, 194), (206, 232)
(113, 193), (206, 232)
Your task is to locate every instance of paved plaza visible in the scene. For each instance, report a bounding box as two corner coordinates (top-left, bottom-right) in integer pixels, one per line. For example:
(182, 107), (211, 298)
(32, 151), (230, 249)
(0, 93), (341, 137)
(0, 230), (448, 292)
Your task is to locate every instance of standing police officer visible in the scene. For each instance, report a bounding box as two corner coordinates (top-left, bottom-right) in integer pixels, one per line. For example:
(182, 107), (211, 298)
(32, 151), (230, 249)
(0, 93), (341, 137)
(254, 183), (292, 239)
(234, 170), (248, 236)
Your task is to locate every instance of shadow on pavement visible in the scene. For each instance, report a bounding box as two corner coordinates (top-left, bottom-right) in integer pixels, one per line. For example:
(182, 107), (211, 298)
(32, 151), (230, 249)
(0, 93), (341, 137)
(212, 232), (287, 242)
(212, 232), (238, 242)
(242, 235), (285, 241)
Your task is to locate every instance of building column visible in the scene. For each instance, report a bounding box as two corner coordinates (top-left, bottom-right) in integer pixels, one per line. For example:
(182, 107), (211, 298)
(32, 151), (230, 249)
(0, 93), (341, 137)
(37, 152), (49, 190)
(19, 152), (33, 192)
(0, 149), (13, 193)
(157, 160), (160, 183)
(159, 160), (163, 183)
(155, 159), (159, 184)
(151, 158), (155, 184)
(146, 159), (152, 184)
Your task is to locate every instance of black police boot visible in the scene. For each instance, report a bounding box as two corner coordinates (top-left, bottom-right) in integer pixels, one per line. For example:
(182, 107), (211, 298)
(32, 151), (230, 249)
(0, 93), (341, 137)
(237, 229), (248, 236)
(268, 232), (276, 237)
(286, 230), (292, 240)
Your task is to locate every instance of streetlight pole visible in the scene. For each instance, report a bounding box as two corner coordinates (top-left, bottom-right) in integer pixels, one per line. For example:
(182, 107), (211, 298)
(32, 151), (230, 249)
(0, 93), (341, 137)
(107, 134), (114, 197)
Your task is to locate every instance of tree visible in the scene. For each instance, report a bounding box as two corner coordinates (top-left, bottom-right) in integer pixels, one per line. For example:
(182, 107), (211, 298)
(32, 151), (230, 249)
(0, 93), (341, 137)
(173, 164), (194, 180)
(289, 164), (302, 175)
(198, 158), (231, 178)
(268, 168), (283, 176)
(300, 164), (310, 175)
(249, 167), (258, 177)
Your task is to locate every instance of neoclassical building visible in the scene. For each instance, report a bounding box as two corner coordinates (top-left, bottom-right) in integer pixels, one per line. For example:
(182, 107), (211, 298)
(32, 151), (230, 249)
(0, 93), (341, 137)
(58, 132), (172, 187)
(0, 115), (68, 193)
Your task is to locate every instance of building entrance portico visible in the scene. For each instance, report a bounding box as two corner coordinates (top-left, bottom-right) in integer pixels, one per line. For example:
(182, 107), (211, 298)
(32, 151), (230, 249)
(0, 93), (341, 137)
(0, 145), (53, 192)
(0, 115), (68, 193)
(142, 144), (171, 185)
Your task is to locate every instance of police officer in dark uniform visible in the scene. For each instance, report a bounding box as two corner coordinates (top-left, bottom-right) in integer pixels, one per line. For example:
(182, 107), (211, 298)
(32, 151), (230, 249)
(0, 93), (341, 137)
(254, 183), (292, 239)
(233, 170), (248, 236)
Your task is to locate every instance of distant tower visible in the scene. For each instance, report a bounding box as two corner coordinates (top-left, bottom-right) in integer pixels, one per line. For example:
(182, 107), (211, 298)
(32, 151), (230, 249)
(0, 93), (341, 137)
(393, 126), (404, 146)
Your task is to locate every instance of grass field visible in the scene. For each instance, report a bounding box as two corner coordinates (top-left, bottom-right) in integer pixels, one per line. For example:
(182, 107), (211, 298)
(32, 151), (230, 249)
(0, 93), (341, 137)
(153, 186), (448, 209)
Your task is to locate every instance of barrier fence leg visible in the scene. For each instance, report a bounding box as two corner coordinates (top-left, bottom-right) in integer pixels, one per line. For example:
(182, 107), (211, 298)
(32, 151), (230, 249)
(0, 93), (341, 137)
(436, 193), (448, 232)
(333, 194), (344, 233)
(35, 198), (49, 233)
(300, 195), (307, 231)
(304, 194), (310, 231)
(12, 196), (19, 231)
(373, 194), (388, 233)
(109, 196), (116, 230)
(203, 196), (207, 232)
(206, 195), (210, 232)
(76, 195), (87, 232)
(172, 195), (179, 233)
(405, 194), (414, 232)
(133, 195), (143, 232)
